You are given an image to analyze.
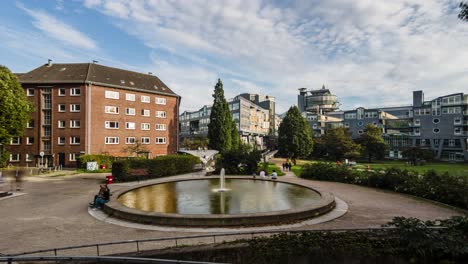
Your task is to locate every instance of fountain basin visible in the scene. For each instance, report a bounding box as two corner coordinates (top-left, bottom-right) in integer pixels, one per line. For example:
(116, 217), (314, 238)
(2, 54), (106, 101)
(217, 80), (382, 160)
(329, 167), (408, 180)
(104, 176), (335, 227)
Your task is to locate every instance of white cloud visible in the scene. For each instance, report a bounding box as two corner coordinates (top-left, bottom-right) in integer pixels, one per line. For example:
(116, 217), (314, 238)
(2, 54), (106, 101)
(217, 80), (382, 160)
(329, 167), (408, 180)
(18, 3), (98, 50)
(82, 0), (468, 113)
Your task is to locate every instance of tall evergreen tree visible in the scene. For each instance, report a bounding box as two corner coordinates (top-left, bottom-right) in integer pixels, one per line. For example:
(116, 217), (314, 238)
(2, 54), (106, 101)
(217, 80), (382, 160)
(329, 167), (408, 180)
(459, 2), (468, 21)
(0, 66), (33, 166)
(278, 106), (313, 163)
(207, 79), (232, 152)
(356, 124), (388, 162)
(231, 119), (240, 151)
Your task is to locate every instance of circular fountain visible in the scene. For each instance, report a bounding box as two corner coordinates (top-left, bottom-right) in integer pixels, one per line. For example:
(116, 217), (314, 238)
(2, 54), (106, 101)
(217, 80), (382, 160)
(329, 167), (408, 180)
(104, 173), (335, 227)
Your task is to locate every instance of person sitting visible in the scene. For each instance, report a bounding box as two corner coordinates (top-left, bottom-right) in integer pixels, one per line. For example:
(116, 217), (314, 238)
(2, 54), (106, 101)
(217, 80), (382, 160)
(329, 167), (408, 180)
(271, 170), (278, 180)
(259, 170), (266, 178)
(90, 184), (110, 209)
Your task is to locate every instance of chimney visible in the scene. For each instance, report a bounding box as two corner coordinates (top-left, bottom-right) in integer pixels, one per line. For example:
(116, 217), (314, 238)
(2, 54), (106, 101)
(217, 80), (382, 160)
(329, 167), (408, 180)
(47, 59), (53, 67)
(148, 72), (153, 75)
(413, 91), (424, 107)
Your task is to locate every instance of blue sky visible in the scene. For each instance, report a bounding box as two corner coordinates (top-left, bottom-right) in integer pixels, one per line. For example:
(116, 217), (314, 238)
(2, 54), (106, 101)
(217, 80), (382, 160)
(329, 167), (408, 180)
(1, 0), (467, 113)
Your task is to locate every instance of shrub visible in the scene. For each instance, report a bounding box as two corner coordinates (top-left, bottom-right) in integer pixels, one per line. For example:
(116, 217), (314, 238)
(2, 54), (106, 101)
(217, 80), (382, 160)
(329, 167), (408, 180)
(78, 154), (114, 170)
(112, 155), (200, 182)
(216, 147), (261, 175)
(300, 162), (468, 209)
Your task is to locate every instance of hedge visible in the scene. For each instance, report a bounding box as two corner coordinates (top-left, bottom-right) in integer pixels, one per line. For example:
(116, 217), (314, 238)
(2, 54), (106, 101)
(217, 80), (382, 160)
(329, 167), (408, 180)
(112, 155), (200, 182)
(300, 162), (468, 210)
(77, 154), (115, 170)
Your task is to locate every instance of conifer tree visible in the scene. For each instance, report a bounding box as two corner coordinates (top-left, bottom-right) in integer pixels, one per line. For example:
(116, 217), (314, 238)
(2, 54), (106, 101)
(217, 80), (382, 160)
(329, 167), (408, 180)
(207, 79), (232, 152)
(278, 106), (313, 163)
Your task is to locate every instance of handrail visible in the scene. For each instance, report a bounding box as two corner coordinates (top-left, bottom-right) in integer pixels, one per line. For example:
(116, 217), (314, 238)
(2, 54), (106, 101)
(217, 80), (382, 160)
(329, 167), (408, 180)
(0, 256), (226, 264)
(7, 227), (446, 257)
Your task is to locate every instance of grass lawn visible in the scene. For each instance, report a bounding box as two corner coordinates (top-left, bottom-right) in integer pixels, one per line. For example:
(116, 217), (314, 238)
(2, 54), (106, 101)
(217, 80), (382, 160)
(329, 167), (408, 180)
(258, 162), (285, 176)
(351, 161), (468, 176)
(291, 165), (303, 177)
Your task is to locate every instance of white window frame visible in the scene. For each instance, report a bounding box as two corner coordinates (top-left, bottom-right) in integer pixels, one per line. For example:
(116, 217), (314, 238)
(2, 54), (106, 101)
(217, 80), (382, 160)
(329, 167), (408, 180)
(156, 111), (167, 118)
(141, 109), (150, 117)
(27, 88), (34, 96)
(27, 120), (34, 128)
(105, 90), (120, 99)
(10, 137), (21, 145)
(58, 137), (65, 145)
(26, 137), (34, 145)
(125, 108), (136, 115)
(141, 95), (150, 103)
(141, 123), (151, 130)
(70, 120), (80, 128)
(70, 104), (81, 112)
(105, 137), (119, 144)
(10, 154), (20, 162)
(25, 154), (33, 162)
(58, 104), (66, 112)
(58, 88), (66, 96)
(126, 93), (136, 101)
(69, 153), (77, 161)
(105, 121), (119, 129)
(104, 106), (119, 114)
(141, 137), (150, 144)
(58, 120), (66, 128)
(155, 97), (166, 105)
(70, 88), (81, 96)
(125, 137), (136, 144)
(155, 137), (166, 144)
(126, 122), (136, 130)
(155, 124), (166, 131)
(70, 136), (80, 145)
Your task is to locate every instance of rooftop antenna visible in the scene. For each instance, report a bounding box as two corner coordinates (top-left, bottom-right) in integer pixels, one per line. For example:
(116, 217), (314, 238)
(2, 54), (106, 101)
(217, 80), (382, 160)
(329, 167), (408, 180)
(92, 60), (99, 64)
(148, 72), (153, 75)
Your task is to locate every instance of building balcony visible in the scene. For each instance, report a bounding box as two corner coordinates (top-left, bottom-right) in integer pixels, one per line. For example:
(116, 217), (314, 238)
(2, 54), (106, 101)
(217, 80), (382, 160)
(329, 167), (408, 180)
(454, 131), (468, 136)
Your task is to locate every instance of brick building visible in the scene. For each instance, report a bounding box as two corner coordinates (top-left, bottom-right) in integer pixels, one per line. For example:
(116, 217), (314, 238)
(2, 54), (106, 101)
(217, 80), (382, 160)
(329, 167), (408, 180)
(8, 61), (180, 167)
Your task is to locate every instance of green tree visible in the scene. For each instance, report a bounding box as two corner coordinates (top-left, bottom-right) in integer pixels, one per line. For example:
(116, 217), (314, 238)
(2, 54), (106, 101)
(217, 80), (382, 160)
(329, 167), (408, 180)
(207, 79), (233, 152)
(231, 120), (240, 151)
(356, 124), (388, 162)
(459, 2), (468, 21)
(278, 106), (313, 163)
(317, 127), (361, 161)
(402, 146), (434, 165)
(0, 66), (33, 166)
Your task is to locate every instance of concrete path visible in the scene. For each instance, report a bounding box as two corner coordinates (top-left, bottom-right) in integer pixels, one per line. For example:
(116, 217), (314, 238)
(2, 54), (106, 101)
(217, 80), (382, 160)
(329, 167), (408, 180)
(0, 169), (463, 256)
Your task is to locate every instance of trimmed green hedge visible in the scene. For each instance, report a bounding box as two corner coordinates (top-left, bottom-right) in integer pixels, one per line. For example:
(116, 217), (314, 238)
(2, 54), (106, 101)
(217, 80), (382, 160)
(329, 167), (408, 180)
(77, 154), (115, 170)
(300, 162), (468, 210)
(112, 155), (200, 182)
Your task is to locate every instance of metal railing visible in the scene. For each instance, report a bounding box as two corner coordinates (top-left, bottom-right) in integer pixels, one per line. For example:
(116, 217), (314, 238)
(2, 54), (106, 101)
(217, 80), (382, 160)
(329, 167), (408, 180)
(6, 227), (444, 258)
(0, 256), (225, 264)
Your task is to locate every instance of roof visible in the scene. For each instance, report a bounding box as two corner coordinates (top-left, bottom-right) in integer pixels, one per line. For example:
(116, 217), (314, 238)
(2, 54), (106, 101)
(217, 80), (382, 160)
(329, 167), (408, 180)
(18, 63), (178, 97)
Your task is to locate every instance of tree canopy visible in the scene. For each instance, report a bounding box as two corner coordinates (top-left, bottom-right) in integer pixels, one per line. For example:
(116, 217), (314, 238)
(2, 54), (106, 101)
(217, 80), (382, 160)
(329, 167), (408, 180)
(278, 106), (313, 162)
(356, 124), (388, 162)
(459, 2), (468, 21)
(207, 79), (238, 152)
(314, 127), (361, 161)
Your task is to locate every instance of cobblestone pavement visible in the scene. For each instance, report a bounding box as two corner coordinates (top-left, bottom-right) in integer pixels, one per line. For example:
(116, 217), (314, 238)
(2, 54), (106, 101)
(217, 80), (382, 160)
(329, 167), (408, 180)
(0, 169), (462, 256)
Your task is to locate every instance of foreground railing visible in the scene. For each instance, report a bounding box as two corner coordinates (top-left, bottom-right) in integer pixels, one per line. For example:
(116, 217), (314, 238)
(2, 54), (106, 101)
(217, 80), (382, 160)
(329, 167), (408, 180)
(0, 256), (225, 264)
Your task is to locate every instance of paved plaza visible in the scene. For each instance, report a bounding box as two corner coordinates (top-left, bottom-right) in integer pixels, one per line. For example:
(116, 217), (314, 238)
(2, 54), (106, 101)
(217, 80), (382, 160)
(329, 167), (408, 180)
(0, 170), (463, 256)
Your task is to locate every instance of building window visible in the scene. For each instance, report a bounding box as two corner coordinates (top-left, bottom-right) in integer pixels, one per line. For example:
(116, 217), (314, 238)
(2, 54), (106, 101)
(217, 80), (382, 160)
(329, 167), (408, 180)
(454, 117), (461, 124)
(26, 137), (34, 145)
(105, 121), (119, 129)
(414, 119), (420, 126)
(126, 93), (136, 101)
(434, 139), (440, 145)
(58, 137), (65, 145)
(155, 97), (166, 105)
(156, 111), (167, 118)
(70, 137), (80, 145)
(141, 137), (150, 144)
(105, 106), (119, 114)
(454, 127), (461, 134)
(449, 139), (455, 147)
(58, 104), (66, 112)
(155, 137), (166, 144)
(126, 122), (136, 129)
(70, 120), (80, 128)
(358, 130), (363, 134)
(27, 120), (34, 128)
(105, 90), (119, 99)
(27, 88), (35, 96)
(105, 137), (119, 144)
(357, 121), (364, 127)
(141, 109), (150, 116)
(125, 108), (136, 115)
(70, 88), (81, 96)
(25, 154), (33, 162)
(10, 137), (21, 145)
(433, 118), (440, 124)
(58, 120), (66, 128)
(141, 95), (150, 103)
(344, 122), (349, 128)
(125, 137), (136, 144)
(141, 123), (150, 130)
(155, 124), (166, 131)
(69, 153), (77, 161)
(433, 128), (440, 133)
(70, 104), (81, 112)
(58, 88), (66, 96)
(10, 154), (20, 162)
(414, 128), (420, 135)
(44, 140), (51, 151)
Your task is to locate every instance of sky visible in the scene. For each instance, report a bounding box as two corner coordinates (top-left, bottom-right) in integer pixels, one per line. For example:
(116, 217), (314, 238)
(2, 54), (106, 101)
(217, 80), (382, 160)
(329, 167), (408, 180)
(0, 0), (467, 114)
